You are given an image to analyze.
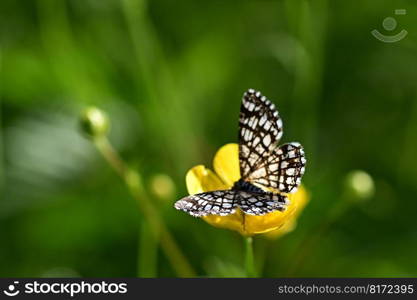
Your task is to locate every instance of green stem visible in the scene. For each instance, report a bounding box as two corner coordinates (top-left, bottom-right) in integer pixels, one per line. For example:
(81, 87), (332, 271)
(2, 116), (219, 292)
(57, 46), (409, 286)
(138, 220), (157, 277)
(93, 136), (195, 277)
(244, 236), (256, 278)
(0, 51), (4, 195)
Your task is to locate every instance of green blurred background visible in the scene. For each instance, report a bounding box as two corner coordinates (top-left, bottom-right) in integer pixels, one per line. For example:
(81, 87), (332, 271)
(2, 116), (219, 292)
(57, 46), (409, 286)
(1, 0), (417, 277)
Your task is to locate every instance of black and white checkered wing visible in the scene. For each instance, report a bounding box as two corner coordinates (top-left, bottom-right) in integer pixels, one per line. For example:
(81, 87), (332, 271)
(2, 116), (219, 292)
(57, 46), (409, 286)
(238, 191), (288, 215)
(175, 189), (289, 217)
(239, 89), (284, 180)
(248, 142), (306, 193)
(174, 190), (239, 217)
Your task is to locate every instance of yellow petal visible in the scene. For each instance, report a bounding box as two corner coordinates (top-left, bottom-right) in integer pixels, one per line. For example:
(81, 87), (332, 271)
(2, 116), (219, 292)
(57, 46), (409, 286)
(288, 185), (309, 218)
(242, 186), (308, 235)
(185, 165), (227, 195)
(213, 143), (240, 187)
(203, 210), (246, 236)
(262, 186), (310, 238)
(263, 220), (297, 239)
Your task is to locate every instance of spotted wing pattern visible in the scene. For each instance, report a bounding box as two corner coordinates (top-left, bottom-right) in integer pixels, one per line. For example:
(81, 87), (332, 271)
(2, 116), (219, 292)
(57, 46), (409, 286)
(238, 191), (288, 215)
(248, 142), (306, 193)
(174, 190), (238, 217)
(239, 89), (284, 180)
(174, 189), (288, 217)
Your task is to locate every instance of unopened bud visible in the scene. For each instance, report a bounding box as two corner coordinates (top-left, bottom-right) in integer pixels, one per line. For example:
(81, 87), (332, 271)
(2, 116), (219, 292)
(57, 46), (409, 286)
(79, 107), (109, 138)
(150, 174), (176, 200)
(345, 170), (375, 202)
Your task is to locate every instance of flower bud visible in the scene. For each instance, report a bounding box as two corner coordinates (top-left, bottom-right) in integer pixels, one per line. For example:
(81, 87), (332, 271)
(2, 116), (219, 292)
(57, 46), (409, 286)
(150, 174), (176, 201)
(79, 107), (110, 138)
(345, 170), (375, 202)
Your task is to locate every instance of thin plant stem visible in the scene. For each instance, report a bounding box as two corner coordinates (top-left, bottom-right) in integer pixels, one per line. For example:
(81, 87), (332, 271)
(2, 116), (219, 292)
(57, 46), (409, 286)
(244, 236), (256, 278)
(93, 136), (195, 277)
(94, 137), (126, 177)
(138, 220), (158, 277)
(0, 51), (4, 194)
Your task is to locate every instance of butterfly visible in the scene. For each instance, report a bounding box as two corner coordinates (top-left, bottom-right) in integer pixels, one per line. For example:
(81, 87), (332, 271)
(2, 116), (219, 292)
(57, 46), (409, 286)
(174, 89), (306, 216)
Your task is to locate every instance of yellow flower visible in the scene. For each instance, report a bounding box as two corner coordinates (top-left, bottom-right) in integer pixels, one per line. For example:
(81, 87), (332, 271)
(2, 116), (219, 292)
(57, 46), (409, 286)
(185, 143), (309, 237)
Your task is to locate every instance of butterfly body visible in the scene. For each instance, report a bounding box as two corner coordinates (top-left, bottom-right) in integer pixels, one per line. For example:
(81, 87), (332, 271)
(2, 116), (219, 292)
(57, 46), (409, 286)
(175, 89), (306, 217)
(232, 178), (265, 194)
